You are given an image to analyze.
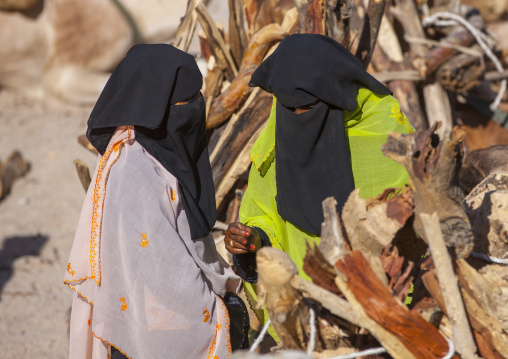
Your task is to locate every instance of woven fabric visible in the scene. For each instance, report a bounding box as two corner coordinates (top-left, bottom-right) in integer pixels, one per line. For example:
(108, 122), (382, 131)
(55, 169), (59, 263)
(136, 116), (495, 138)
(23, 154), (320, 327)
(64, 127), (240, 359)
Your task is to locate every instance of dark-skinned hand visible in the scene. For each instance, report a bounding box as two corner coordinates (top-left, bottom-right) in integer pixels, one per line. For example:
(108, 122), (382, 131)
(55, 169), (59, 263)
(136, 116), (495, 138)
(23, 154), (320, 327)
(224, 222), (262, 255)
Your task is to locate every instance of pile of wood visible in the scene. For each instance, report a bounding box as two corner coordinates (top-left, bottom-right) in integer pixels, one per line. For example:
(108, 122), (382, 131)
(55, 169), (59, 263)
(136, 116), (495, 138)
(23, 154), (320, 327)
(168, 0), (508, 357)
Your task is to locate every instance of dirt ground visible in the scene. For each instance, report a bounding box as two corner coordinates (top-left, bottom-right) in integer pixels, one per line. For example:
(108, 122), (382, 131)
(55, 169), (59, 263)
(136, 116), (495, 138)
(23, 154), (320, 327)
(0, 89), (98, 358)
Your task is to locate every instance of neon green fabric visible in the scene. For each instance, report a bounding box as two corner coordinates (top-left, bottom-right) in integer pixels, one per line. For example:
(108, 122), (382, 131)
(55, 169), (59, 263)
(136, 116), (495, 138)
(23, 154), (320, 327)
(240, 88), (414, 340)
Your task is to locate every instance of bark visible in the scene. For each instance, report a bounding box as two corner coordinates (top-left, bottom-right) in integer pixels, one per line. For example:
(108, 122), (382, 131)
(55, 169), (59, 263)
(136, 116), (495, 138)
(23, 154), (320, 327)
(295, 0), (325, 34)
(354, 0), (385, 68)
(382, 125), (475, 258)
(419, 212), (479, 359)
(228, 0), (248, 68)
(325, 0), (354, 48)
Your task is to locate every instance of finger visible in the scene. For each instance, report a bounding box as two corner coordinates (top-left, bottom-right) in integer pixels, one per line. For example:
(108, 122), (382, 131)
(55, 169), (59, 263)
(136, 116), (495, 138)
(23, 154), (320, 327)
(228, 224), (251, 237)
(224, 238), (249, 254)
(226, 235), (249, 251)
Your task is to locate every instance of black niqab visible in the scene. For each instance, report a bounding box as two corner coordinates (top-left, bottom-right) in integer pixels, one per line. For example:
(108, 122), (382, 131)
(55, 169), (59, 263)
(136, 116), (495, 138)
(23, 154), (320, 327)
(87, 44), (216, 240)
(250, 34), (391, 235)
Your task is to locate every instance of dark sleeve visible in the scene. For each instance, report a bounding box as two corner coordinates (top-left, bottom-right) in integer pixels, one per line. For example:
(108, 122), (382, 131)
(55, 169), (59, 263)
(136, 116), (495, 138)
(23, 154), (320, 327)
(232, 227), (271, 284)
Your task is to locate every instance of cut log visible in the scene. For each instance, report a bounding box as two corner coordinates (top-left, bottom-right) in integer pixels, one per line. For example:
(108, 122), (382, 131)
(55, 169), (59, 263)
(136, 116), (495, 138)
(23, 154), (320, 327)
(419, 212), (478, 359)
(325, 0), (354, 48)
(295, 0), (325, 34)
(0, 150), (30, 200)
(206, 23), (285, 129)
(354, 0), (385, 67)
(382, 125), (475, 258)
(334, 250), (453, 359)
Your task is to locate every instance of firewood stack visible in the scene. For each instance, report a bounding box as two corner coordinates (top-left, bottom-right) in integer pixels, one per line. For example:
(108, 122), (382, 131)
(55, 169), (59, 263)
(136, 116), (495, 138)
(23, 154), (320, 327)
(170, 1), (508, 357)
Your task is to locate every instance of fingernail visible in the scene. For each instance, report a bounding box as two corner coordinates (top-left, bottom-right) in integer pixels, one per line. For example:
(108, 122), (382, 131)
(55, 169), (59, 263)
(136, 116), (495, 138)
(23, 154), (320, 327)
(243, 239), (246, 244)
(250, 244), (255, 250)
(244, 231), (249, 236)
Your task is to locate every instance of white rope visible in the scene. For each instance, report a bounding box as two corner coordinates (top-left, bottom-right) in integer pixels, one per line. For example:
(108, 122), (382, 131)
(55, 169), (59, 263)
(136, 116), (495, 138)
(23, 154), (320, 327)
(471, 251), (508, 265)
(249, 319), (271, 353)
(327, 347), (387, 359)
(307, 307), (316, 356)
(442, 338), (456, 359)
(422, 11), (507, 111)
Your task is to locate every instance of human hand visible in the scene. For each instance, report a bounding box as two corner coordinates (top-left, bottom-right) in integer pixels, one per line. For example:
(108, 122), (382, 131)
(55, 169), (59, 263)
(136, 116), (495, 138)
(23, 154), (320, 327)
(224, 222), (261, 255)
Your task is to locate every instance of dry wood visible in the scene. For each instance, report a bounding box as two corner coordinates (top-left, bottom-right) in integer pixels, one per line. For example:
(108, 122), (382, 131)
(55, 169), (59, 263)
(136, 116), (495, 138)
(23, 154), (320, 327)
(423, 82), (453, 140)
(370, 40), (427, 130)
(411, 12), (485, 79)
(228, 0), (248, 68)
(390, 0), (427, 57)
(225, 188), (244, 224)
(206, 23), (285, 129)
(196, 2), (238, 81)
(244, 0), (294, 39)
(318, 197), (349, 265)
(457, 259), (508, 359)
(295, 0), (325, 34)
(334, 250), (451, 359)
(419, 212), (478, 359)
(464, 172), (508, 259)
(0, 150), (29, 200)
(354, 0), (385, 67)
(341, 187), (413, 257)
(73, 159), (91, 192)
(382, 125), (475, 258)
(256, 247), (311, 351)
(303, 244), (344, 297)
(0, 0), (38, 11)
(290, 275), (360, 326)
(325, 0), (354, 48)
(436, 52), (483, 92)
(212, 91), (273, 209)
(172, 0), (201, 52)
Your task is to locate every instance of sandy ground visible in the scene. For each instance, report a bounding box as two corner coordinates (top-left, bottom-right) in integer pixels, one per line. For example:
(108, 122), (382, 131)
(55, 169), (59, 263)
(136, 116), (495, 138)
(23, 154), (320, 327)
(0, 89), (97, 358)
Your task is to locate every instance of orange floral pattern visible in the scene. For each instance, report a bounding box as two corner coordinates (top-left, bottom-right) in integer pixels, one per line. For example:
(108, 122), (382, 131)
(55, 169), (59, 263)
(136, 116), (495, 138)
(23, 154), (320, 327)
(170, 189), (176, 202)
(120, 297), (127, 311)
(66, 263), (75, 277)
(140, 233), (149, 247)
(203, 308), (210, 322)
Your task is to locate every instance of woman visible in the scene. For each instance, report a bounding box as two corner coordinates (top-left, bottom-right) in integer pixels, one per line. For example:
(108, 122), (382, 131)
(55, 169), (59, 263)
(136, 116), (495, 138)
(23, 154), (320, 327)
(63, 44), (245, 358)
(224, 34), (413, 335)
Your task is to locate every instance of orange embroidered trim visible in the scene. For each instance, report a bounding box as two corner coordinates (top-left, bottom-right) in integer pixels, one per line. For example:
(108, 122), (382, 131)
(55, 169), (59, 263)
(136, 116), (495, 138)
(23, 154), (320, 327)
(220, 297), (232, 355)
(120, 297), (127, 311)
(203, 308), (210, 323)
(140, 232), (149, 247)
(88, 319), (91, 326)
(67, 263), (76, 277)
(90, 137), (124, 285)
(64, 282), (94, 305)
(207, 323), (219, 359)
(63, 275), (95, 284)
(170, 189), (176, 202)
(92, 331), (133, 359)
(114, 144), (120, 152)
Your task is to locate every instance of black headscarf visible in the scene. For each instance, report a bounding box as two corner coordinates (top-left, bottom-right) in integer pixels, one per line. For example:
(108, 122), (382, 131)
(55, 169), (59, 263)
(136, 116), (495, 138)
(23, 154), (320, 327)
(249, 34), (391, 235)
(87, 44), (216, 240)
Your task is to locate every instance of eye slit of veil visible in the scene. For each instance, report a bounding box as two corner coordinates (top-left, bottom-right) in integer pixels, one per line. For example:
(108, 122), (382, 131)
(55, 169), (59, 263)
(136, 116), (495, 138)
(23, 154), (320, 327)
(284, 99), (320, 114)
(174, 91), (203, 106)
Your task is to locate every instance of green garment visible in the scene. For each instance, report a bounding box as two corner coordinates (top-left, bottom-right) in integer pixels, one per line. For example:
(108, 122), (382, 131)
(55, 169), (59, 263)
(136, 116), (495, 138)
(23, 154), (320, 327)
(239, 88), (413, 339)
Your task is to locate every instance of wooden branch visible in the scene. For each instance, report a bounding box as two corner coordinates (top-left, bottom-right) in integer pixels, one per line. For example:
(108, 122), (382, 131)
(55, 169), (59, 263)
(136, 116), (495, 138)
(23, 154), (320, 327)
(390, 0), (427, 57)
(457, 259), (508, 359)
(74, 159), (91, 192)
(354, 0), (385, 68)
(256, 247), (310, 350)
(228, 0), (248, 68)
(318, 197), (349, 265)
(435, 53), (483, 92)
(382, 125), (475, 258)
(206, 23), (285, 129)
(303, 243), (344, 297)
(172, 0), (201, 52)
(196, 2), (238, 81)
(212, 91), (273, 209)
(334, 250), (451, 359)
(422, 82), (453, 140)
(419, 212), (478, 359)
(325, 0), (354, 48)
(295, 0), (325, 34)
(341, 188), (413, 257)
(290, 275), (360, 326)
(0, 151), (29, 200)
(411, 12), (485, 79)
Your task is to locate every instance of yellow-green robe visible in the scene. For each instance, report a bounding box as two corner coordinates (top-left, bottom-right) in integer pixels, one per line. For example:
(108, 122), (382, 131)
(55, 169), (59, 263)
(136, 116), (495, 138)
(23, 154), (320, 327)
(238, 88), (414, 338)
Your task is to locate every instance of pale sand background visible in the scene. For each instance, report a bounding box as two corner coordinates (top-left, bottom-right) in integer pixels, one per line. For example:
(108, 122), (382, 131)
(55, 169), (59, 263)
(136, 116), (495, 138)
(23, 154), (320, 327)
(0, 2), (229, 358)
